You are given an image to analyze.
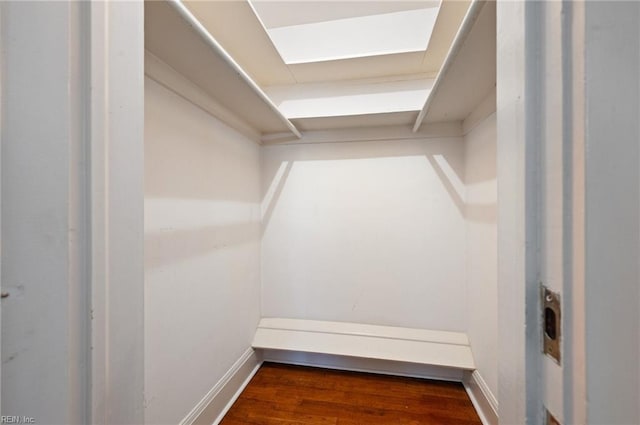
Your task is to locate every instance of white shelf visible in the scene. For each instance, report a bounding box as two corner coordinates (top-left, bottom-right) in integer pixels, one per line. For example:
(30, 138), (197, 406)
(414, 0), (496, 131)
(145, 0), (494, 140)
(145, 0), (301, 140)
(252, 318), (475, 370)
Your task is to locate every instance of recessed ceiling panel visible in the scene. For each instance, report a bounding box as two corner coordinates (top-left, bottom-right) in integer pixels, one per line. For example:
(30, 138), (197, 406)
(265, 78), (433, 119)
(250, 1), (439, 28)
(254, 6), (440, 64)
(185, 0), (469, 86)
(289, 52), (428, 83)
(293, 111), (419, 131)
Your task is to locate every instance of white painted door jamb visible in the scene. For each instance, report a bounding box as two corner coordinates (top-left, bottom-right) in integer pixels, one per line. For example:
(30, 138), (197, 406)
(88, 2), (145, 424)
(561, 1), (587, 423)
(497, 1), (544, 423)
(0, 2), (3, 415)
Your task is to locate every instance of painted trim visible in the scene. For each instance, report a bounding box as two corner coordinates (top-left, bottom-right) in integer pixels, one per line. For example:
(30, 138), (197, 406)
(496, 1), (544, 422)
(0, 1), (3, 410)
(89, 2), (145, 423)
(565, 1), (587, 422)
(253, 319), (475, 370)
(263, 350), (465, 382)
(88, 4), (109, 422)
(464, 371), (499, 425)
(180, 348), (261, 425)
(259, 318), (469, 346)
(262, 122), (463, 146)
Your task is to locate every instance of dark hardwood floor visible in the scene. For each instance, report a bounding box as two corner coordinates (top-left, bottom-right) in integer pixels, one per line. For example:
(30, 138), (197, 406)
(220, 362), (482, 425)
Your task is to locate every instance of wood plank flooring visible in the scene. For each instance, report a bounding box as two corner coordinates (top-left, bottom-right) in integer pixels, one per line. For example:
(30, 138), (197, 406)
(220, 362), (482, 425)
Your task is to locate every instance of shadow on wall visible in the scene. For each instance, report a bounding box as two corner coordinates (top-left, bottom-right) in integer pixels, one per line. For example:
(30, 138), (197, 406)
(145, 77), (261, 269)
(259, 136), (489, 330)
(144, 77), (263, 425)
(262, 161), (294, 236)
(428, 152), (496, 224)
(261, 137), (497, 233)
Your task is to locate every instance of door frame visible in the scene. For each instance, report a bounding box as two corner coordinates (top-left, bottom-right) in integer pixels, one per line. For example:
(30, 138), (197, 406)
(87, 2), (145, 424)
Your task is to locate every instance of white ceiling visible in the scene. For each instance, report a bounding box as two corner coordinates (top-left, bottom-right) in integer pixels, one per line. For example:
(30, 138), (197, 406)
(260, 8), (440, 64)
(249, 0), (441, 66)
(183, 0), (471, 86)
(248, 1), (440, 29)
(265, 78), (434, 119)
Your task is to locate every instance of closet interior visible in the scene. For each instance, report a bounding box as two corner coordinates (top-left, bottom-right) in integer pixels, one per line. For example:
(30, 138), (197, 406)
(143, 1), (497, 423)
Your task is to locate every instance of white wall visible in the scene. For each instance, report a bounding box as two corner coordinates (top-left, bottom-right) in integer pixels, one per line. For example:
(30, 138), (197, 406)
(464, 113), (498, 401)
(144, 77), (261, 424)
(261, 137), (467, 331)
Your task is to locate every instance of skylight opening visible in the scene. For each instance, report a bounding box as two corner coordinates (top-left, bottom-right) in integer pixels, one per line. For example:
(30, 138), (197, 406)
(249, 1), (442, 65)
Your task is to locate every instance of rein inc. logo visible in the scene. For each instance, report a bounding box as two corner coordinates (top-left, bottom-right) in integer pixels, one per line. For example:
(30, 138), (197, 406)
(1, 417), (35, 424)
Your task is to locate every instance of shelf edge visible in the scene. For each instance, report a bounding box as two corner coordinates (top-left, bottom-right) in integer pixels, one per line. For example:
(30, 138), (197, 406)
(166, 0), (302, 139)
(412, 0), (488, 132)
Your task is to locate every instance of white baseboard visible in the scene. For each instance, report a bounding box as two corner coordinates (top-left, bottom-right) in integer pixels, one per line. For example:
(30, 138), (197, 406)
(463, 370), (498, 425)
(179, 348), (261, 425)
(262, 349), (465, 382)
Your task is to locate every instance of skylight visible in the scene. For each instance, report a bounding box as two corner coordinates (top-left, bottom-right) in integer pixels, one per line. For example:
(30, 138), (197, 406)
(249, 1), (442, 65)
